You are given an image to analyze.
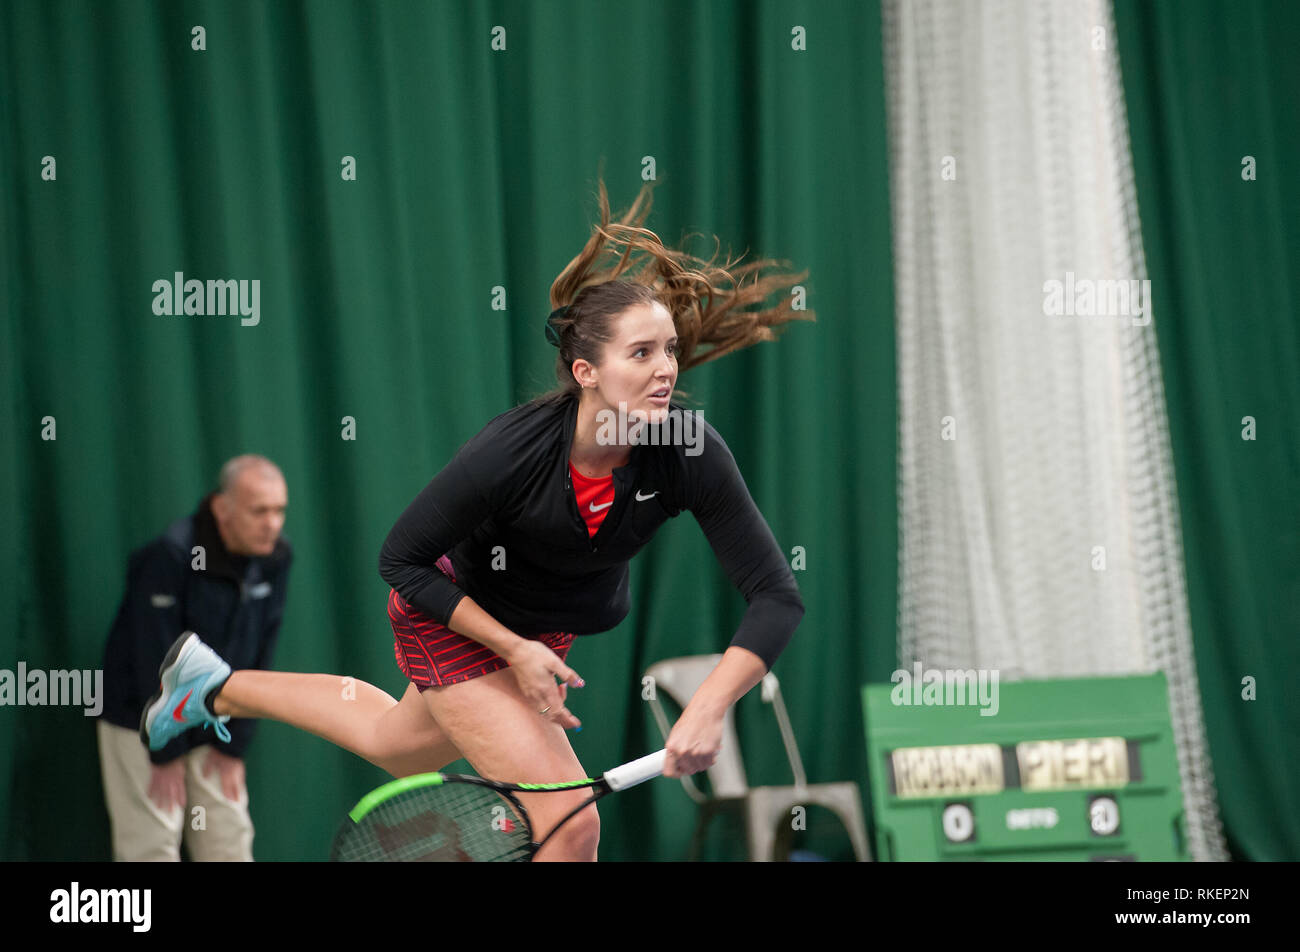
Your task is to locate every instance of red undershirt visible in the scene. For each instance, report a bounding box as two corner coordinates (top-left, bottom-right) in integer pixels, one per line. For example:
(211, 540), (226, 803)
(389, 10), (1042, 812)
(568, 462), (616, 538)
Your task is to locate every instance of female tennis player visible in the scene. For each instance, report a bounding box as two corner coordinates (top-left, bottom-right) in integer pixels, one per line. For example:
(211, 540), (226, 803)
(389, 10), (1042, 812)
(143, 179), (812, 861)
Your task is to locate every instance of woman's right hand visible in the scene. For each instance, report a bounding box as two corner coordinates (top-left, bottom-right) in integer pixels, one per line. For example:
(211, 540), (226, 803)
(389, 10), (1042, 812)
(506, 639), (584, 730)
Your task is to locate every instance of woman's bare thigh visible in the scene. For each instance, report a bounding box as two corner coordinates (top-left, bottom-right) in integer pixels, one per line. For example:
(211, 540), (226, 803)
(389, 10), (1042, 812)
(420, 667), (598, 858)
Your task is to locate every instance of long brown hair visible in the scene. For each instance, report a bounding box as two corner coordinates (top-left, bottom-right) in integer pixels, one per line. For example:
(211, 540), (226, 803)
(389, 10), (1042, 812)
(531, 177), (814, 405)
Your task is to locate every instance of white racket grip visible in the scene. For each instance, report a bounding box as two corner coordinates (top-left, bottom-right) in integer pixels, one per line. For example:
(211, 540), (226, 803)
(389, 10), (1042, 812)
(603, 750), (667, 791)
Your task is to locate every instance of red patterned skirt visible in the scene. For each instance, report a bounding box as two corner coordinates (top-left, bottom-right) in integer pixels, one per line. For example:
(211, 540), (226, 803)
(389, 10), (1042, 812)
(388, 555), (575, 689)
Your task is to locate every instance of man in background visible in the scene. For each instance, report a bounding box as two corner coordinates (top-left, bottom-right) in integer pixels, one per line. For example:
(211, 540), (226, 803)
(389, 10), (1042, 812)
(96, 455), (292, 861)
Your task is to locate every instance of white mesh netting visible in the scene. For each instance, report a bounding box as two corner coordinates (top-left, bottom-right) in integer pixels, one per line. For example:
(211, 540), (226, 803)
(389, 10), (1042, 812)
(882, 0), (1228, 861)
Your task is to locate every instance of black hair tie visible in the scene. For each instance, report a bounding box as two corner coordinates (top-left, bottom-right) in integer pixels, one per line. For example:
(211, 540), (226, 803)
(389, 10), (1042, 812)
(545, 305), (570, 348)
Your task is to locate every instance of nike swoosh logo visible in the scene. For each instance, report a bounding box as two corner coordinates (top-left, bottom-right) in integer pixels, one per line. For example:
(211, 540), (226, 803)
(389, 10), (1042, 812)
(635, 491), (659, 501)
(173, 689), (193, 721)
(588, 500), (613, 512)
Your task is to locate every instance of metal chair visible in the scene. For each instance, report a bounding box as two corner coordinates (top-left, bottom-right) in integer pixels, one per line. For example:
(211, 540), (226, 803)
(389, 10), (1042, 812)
(643, 654), (871, 861)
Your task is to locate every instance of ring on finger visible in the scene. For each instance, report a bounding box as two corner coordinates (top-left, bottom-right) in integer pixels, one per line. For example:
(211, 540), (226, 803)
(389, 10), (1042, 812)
(538, 706), (551, 716)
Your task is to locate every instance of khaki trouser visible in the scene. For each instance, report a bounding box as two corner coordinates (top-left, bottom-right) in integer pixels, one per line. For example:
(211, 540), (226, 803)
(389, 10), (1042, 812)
(97, 720), (254, 861)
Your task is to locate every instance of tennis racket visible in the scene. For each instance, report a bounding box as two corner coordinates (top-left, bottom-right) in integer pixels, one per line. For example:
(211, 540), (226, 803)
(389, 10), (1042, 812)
(329, 749), (667, 861)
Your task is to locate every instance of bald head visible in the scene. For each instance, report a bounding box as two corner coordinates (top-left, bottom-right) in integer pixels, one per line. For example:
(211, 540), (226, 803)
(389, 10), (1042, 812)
(219, 455), (283, 494)
(212, 455), (288, 556)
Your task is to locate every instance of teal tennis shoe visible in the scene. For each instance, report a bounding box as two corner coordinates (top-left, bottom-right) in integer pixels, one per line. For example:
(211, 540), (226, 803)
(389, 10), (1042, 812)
(140, 631), (234, 750)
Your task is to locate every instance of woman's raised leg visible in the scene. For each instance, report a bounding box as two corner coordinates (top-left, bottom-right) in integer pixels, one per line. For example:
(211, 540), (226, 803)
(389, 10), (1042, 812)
(211, 672), (461, 778)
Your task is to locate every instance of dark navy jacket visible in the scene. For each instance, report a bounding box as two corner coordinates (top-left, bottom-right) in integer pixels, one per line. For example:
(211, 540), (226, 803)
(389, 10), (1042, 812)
(99, 494), (292, 764)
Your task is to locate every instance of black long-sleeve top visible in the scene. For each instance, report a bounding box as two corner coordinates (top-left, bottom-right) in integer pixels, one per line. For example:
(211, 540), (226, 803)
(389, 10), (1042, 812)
(378, 394), (803, 670)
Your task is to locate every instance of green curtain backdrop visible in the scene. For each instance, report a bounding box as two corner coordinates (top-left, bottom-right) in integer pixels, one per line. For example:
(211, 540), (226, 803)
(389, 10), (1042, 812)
(1115, 0), (1300, 860)
(1, 0), (896, 860)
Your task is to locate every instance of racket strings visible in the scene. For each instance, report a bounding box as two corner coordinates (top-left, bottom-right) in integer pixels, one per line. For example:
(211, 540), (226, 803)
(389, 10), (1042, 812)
(332, 782), (533, 862)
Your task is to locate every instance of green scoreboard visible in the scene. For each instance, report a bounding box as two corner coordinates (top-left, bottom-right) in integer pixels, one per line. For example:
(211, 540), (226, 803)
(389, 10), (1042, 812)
(862, 672), (1189, 861)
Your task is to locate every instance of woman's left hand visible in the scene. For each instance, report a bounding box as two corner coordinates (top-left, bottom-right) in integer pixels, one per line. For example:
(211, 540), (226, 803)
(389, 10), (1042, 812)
(663, 704), (725, 777)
